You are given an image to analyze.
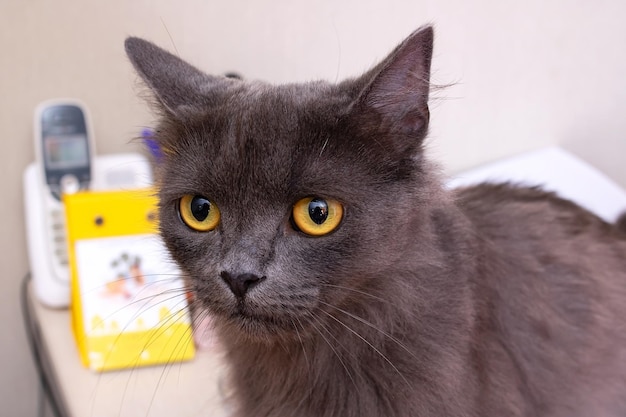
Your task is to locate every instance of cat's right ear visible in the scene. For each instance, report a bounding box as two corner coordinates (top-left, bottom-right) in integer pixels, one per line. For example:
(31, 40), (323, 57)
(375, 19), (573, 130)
(125, 37), (225, 120)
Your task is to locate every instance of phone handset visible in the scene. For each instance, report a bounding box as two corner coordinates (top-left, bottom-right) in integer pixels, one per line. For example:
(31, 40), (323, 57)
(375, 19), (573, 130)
(36, 100), (93, 199)
(27, 99), (95, 307)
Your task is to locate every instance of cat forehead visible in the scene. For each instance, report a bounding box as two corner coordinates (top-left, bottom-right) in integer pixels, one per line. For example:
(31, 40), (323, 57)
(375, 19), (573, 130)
(169, 80), (351, 157)
(159, 85), (338, 196)
(223, 79), (352, 119)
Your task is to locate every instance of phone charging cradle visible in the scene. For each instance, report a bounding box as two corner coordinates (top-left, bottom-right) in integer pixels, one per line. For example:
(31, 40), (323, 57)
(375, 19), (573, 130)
(24, 153), (153, 308)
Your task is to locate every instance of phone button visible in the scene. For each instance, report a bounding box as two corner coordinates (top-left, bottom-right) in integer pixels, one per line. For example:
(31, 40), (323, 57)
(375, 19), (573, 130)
(60, 174), (80, 195)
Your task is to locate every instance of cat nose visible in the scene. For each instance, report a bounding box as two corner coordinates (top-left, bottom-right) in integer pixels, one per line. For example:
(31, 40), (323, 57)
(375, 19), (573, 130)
(220, 271), (265, 299)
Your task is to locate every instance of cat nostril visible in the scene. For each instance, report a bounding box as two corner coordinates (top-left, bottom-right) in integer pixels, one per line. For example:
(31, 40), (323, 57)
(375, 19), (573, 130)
(220, 271), (266, 299)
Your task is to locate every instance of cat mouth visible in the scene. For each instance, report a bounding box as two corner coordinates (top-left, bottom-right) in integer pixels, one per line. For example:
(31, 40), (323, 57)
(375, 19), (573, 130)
(233, 301), (255, 319)
(231, 304), (277, 325)
(224, 302), (295, 338)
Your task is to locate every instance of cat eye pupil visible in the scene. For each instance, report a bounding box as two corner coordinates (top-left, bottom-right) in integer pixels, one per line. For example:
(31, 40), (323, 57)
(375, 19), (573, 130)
(291, 196), (342, 236)
(308, 198), (329, 225)
(190, 196), (211, 221)
(179, 194), (220, 232)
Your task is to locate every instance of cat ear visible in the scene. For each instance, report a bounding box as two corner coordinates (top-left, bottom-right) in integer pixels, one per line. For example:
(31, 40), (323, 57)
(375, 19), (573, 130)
(350, 26), (434, 151)
(125, 37), (225, 119)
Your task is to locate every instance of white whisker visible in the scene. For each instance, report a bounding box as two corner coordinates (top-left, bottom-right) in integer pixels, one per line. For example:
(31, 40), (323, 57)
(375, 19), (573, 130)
(319, 137), (330, 157)
(307, 313), (359, 393)
(318, 309), (413, 390)
(292, 318), (310, 369)
(318, 300), (420, 362)
(320, 283), (391, 304)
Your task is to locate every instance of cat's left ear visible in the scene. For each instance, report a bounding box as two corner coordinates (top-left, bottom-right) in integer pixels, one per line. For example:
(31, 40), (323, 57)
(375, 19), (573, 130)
(350, 26), (433, 151)
(125, 37), (228, 120)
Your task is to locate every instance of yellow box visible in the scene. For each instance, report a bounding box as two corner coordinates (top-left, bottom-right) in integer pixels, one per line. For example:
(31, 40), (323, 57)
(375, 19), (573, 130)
(64, 189), (195, 371)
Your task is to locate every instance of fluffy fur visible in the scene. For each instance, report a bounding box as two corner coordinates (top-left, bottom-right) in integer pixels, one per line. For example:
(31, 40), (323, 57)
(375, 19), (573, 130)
(125, 26), (626, 416)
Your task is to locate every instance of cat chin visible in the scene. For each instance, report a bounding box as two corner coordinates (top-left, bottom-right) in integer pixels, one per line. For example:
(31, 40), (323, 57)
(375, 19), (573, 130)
(208, 305), (304, 345)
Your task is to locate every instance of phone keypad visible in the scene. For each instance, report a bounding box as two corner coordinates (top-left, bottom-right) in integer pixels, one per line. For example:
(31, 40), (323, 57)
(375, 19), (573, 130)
(50, 209), (68, 266)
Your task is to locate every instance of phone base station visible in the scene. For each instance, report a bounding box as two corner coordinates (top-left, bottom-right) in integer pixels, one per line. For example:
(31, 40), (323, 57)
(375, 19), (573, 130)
(24, 153), (153, 308)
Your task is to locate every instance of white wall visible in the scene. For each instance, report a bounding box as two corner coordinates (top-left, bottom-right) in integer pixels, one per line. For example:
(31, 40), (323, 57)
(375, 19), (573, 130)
(2, 0), (625, 414)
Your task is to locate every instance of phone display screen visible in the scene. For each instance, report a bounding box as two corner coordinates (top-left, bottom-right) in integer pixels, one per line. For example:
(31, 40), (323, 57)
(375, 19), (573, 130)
(44, 134), (89, 170)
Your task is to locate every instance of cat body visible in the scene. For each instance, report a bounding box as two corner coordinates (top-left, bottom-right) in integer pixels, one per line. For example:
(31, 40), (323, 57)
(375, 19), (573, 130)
(125, 26), (626, 417)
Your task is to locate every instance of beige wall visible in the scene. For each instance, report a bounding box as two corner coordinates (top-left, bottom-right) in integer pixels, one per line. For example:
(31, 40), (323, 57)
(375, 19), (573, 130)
(2, 0), (625, 414)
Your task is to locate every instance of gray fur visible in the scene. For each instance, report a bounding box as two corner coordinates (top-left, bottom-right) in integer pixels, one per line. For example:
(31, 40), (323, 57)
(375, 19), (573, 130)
(125, 26), (626, 417)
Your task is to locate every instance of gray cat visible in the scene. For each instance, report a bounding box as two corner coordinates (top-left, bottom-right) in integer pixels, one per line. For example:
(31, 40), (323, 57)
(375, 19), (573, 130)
(125, 26), (626, 417)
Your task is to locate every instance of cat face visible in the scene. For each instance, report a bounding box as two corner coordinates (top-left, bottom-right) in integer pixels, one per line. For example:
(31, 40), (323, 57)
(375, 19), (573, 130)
(125, 27), (434, 343)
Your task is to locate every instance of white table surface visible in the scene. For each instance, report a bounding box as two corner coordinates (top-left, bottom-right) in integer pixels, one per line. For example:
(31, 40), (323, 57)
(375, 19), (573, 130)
(28, 283), (232, 417)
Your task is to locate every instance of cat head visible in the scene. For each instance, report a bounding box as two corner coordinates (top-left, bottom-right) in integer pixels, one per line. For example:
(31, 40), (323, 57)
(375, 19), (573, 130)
(126, 27), (436, 344)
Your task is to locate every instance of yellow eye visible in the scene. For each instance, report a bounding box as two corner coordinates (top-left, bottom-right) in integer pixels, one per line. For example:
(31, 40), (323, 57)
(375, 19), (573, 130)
(292, 197), (343, 236)
(179, 195), (221, 232)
